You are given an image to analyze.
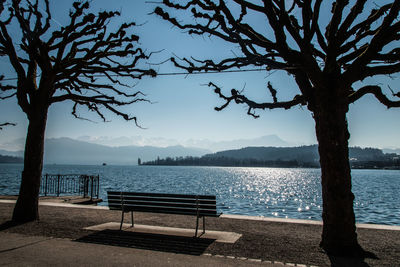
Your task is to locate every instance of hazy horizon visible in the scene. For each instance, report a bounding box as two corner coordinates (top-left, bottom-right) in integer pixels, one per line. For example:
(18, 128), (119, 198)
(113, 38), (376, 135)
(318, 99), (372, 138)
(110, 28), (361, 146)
(1, 134), (399, 154)
(0, 134), (294, 152)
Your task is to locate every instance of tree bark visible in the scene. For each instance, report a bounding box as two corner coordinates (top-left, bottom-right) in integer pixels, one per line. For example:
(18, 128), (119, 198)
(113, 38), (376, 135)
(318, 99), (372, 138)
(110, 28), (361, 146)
(313, 93), (362, 255)
(12, 107), (48, 222)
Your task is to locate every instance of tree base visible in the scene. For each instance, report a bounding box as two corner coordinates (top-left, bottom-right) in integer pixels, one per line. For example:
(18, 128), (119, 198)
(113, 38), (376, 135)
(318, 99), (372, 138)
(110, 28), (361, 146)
(12, 197), (39, 223)
(320, 240), (371, 258)
(11, 213), (38, 223)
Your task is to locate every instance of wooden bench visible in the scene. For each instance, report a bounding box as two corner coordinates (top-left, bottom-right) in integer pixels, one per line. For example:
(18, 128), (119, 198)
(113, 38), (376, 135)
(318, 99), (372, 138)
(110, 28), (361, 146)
(107, 191), (221, 237)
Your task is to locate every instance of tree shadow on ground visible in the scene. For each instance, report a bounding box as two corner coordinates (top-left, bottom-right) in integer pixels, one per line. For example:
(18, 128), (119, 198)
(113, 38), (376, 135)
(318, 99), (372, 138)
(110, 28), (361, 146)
(75, 230), (215, 256)
(328, 250), (379, 267)
(0, 221), (24, 231)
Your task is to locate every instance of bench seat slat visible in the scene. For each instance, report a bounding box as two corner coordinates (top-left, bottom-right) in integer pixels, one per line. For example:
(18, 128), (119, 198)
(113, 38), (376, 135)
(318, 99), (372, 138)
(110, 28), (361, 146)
(108, 196), (216, 206)
(107, 198), (216, 207)
(108, 200), (216, 210)
(107, 191), (216, 200)
(121, 206), (218, 217)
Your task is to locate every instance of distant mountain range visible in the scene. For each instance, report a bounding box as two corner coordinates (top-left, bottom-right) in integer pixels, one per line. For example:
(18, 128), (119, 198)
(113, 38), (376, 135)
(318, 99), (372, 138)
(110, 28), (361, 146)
(182, 135), (292, 152)
(0, 137), (210, 165)
(0, 134), (292, 154)
(75, 134), (292, 152)
(0, 149), (23, 158)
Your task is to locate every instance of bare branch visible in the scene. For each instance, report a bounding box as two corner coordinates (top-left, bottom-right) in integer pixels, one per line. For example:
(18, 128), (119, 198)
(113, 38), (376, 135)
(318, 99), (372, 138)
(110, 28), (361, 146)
(349, 85), (400, 107)
(171, 54), (290, 74)
(0, 122), (16, 130)
(336, 0), (367, 45)
(343, 1), (400, 83)
(208, 81), (306, 118)
(267, 82), (278, 103)
(0, 75), (17, 96)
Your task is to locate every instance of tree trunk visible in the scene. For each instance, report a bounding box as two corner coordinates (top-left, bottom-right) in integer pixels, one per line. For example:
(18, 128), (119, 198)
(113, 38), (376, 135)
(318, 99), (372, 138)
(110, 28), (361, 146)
(313, 96), (362, 256)
(12, 107), (48, 222)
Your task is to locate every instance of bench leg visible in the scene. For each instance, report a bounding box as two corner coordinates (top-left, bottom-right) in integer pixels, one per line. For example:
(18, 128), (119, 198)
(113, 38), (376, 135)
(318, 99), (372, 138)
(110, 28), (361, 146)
(120, 211), (124, 230)
(194, 216), (206, 238)
(120, 211), (133, 230)
(195, 215), (199, 237)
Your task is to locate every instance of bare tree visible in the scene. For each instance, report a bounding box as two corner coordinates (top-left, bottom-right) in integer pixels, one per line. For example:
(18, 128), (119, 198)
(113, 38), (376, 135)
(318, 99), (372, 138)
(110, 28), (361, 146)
(0, 0), (156, 222)
(155, 0), (400, 256)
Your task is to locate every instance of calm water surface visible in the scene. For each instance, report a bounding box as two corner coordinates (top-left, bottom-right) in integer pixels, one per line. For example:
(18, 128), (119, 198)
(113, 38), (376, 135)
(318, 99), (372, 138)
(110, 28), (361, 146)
(1, 164), (399, 225)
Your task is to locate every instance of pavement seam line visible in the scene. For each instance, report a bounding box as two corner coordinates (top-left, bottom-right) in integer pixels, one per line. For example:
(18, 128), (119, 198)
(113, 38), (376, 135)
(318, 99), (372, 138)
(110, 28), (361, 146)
(202, 253), (318, 266)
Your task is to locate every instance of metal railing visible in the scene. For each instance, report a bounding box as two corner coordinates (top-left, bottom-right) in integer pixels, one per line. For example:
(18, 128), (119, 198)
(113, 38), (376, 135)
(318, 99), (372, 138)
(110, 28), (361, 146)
(40, 174), (100, 199)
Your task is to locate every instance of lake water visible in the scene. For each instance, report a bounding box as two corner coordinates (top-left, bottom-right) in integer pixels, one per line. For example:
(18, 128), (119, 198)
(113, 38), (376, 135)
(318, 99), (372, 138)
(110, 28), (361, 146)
(1, 164), (399, 225)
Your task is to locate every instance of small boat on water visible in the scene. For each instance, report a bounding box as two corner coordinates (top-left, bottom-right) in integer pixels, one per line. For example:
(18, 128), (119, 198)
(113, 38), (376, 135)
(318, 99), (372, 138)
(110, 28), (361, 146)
(102, 163), (107, 166)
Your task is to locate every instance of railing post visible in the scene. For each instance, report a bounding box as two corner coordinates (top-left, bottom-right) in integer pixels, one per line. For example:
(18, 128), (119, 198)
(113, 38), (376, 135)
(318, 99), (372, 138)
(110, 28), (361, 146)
(97, 175), (100, 199)
(195, 195), (199, 237)
(79, 175), (82, 195)
(84, 175), (89, 198)
(57, 174), (61, 197)
(90, 176), (94, 200)
(44, 174), (48, 196)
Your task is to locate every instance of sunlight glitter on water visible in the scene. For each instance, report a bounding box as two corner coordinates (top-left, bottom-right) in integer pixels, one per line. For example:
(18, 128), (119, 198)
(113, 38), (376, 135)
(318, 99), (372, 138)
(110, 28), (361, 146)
(218, 167), (322, 219)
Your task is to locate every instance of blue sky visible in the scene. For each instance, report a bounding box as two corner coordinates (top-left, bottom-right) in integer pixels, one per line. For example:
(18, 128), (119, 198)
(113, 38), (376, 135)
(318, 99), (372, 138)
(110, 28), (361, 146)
(1, 1), (400, 151)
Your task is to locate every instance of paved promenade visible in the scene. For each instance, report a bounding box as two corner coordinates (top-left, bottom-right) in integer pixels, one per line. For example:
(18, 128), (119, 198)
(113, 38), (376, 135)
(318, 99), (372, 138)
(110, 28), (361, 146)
(0, 231), (280, 267)
(1, 198), (399, 266)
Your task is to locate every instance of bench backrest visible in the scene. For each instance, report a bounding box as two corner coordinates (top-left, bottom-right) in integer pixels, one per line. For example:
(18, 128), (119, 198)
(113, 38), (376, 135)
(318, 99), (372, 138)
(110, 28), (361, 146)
(107, 191), (219, 217)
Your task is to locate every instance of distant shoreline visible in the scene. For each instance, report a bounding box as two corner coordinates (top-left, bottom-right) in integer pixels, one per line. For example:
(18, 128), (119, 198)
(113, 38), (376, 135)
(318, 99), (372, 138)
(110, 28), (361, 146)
(0, 155), (23, 164)
(2, 162), (400, 170)
(140, 163), (400, 170)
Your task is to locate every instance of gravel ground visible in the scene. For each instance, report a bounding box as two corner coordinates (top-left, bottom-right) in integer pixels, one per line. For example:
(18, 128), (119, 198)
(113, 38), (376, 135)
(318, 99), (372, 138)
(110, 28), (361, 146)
(0, 201), (399, 267)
